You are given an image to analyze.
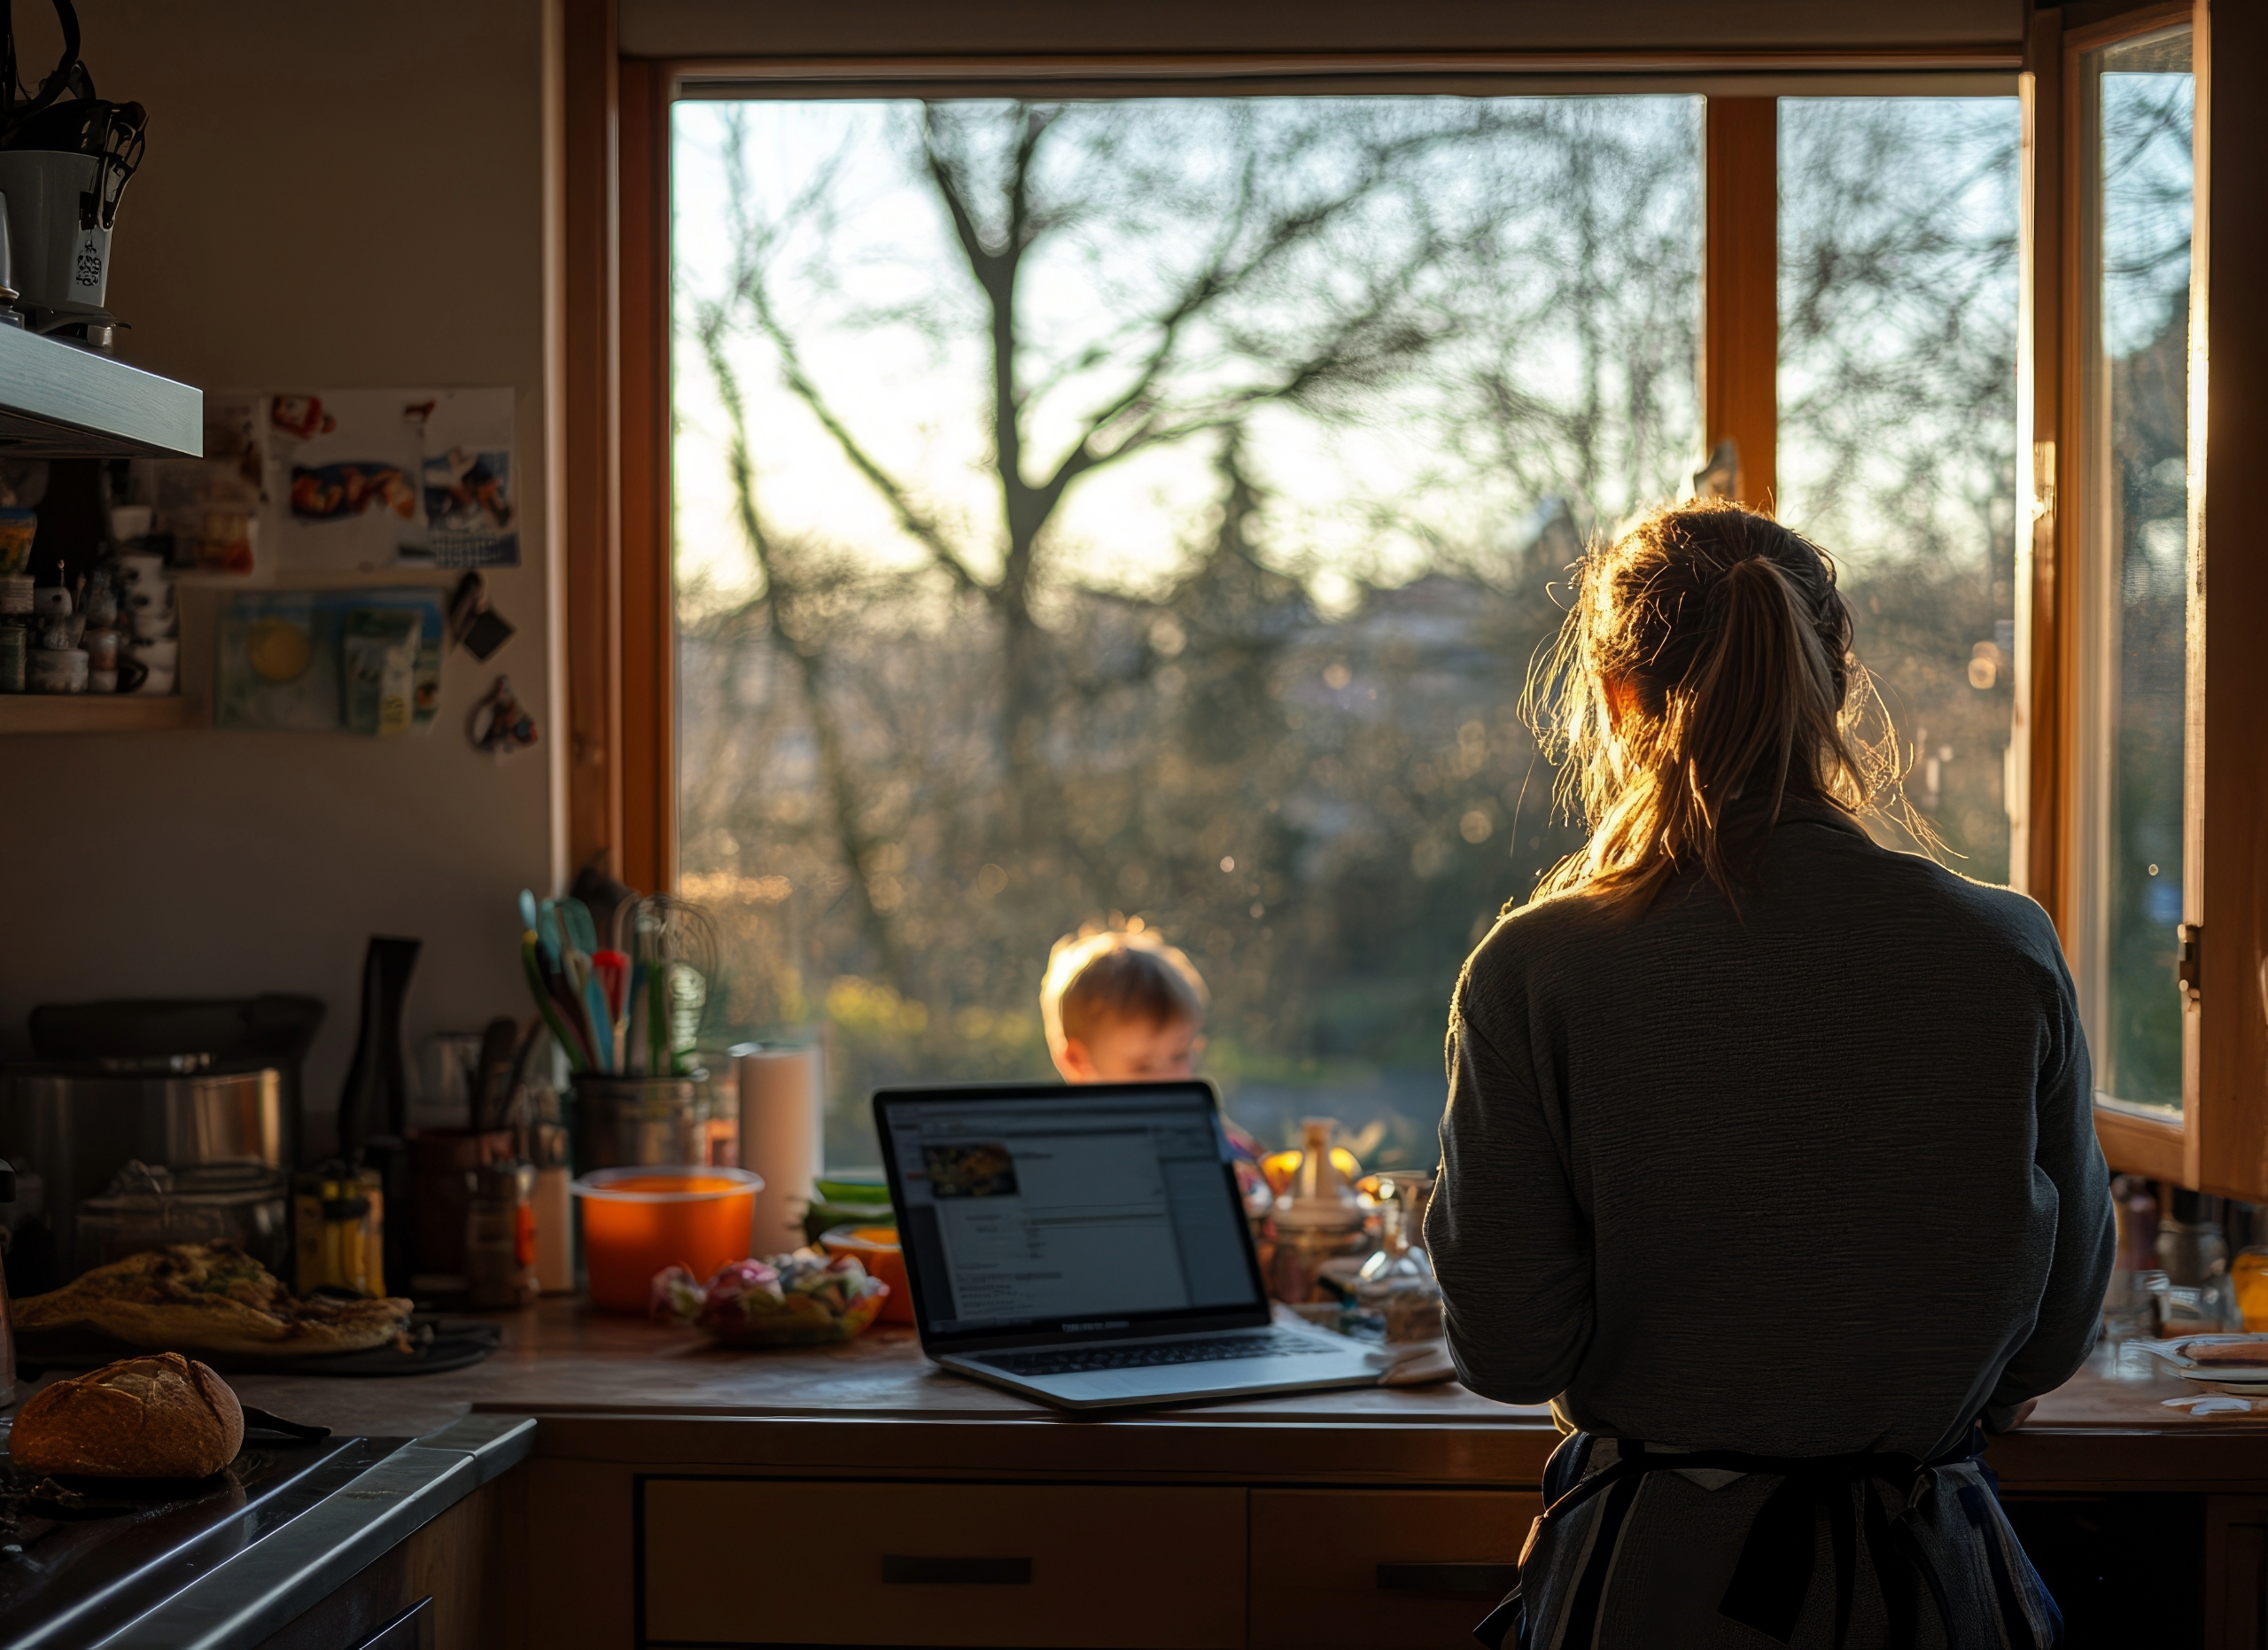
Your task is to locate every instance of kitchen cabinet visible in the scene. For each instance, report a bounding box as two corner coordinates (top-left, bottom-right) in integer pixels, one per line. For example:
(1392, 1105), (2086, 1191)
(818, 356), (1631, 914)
(1248, 1490), (1538, 1650)
(203, 1304), (2268, 1650)
(643, 1480), (1246, 1647)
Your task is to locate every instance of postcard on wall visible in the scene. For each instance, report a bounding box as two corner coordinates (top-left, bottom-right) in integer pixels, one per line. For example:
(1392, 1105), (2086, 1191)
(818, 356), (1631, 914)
(268, 387), (519, 572)
(128, 393), (267, 574)
(214, 588), (447, 735)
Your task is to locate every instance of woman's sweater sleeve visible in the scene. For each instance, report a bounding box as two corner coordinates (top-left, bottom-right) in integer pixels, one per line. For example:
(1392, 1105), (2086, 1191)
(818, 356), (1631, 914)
(1984, 948), (2116, 1428)
(1426, 968), (1594, 1405)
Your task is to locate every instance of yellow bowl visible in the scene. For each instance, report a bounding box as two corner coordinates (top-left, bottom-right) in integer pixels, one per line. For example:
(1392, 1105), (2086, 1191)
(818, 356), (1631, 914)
(819, 1224), (913, 1325)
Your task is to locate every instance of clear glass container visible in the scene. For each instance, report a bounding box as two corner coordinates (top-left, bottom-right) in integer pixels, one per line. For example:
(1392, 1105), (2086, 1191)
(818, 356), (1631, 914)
(2232, 1248), (2268, 1333)
(1356, 1172), (1443, 1343)
(75, 1159), (290, 1278)
(293, 1164), (389, 1298)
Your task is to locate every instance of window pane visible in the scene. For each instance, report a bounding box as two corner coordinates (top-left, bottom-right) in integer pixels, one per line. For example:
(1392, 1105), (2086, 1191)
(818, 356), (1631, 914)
(1777, 97), (2023, 885)
(673, 97), (1702, 1168)
(2079, 30), (2194, 1114)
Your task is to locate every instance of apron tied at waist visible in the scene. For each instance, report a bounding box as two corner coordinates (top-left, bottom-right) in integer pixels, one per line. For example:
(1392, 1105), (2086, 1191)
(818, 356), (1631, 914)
(1475, 1426), (2023, 1650)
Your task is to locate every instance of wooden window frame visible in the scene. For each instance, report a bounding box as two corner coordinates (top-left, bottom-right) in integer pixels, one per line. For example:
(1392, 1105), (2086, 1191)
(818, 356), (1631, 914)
(561, 9), (2268, 1196)
(2045, 0), (2266, 1199)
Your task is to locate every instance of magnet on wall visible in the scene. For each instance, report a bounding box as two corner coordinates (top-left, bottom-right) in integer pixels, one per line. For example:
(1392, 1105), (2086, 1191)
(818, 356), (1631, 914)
(447, 569), (516, 662)
(468, 673), (537, 756)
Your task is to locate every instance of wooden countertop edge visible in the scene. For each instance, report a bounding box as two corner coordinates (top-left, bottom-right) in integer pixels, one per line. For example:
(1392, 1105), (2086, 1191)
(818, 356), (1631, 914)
(497, 1406), (1559, 1481)
(476, 1403), (2268, 1497)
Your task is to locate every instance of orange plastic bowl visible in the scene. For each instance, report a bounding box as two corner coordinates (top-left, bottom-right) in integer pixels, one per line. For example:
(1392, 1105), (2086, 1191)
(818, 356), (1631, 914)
(573, 1166), (763, 1313)
(819, 1224), (913, 1325)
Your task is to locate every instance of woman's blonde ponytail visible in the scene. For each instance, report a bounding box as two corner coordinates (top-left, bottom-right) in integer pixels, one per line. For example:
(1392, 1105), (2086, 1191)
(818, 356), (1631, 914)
(1526, 501), (1891, 914)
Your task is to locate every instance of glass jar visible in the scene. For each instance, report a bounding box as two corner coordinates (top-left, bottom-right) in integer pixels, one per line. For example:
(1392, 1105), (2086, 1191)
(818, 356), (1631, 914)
(2233, 1248), (2268, 1332)
(1263, 1118), (1368, 1303)
(1356, 1172), (1443, 1343)
(465, 1160), (540, 1309)
(293, 1164), (388, 1297)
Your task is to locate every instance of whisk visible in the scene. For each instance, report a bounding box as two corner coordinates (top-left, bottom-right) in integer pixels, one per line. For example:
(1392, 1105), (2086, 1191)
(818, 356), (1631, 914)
(614, 894), (718, 1077)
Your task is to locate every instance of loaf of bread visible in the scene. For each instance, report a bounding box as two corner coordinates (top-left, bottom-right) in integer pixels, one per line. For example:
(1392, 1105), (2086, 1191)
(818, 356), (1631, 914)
(9, 1352), (245, 1478)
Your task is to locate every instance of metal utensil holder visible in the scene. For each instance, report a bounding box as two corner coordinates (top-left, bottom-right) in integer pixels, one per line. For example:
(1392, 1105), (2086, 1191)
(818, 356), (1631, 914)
(569, 1073), (708, 1171)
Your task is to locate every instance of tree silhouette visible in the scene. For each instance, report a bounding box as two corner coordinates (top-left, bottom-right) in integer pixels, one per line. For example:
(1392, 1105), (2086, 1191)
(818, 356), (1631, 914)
(672, 94), (2019, 1164)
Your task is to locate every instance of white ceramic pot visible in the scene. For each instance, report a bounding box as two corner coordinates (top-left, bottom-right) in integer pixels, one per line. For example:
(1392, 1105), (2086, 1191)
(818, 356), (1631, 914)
(117, 551), (167, 588)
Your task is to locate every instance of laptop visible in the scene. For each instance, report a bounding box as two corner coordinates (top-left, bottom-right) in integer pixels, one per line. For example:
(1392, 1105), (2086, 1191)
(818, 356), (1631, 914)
(874, 1079), (1387, 1410)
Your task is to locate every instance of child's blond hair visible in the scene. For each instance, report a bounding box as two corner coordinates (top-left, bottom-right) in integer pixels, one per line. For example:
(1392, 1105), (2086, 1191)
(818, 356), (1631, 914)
(1041, 925), (1209, 1059)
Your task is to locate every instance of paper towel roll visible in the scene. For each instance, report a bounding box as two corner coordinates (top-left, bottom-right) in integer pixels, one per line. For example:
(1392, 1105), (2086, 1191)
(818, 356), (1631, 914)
(734, 1042), (824, 1255)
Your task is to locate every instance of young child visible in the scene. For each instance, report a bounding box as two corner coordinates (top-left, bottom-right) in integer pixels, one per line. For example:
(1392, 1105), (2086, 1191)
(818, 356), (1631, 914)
(1041, 927), (1268, 1176)
(1040, 927), (1208, 1082)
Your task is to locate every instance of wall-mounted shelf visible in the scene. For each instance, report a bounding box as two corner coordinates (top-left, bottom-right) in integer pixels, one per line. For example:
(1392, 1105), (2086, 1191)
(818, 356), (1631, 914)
(174, 567), (461, 591)
(0, 324), (202, 457)
(0, 695), (191, 733)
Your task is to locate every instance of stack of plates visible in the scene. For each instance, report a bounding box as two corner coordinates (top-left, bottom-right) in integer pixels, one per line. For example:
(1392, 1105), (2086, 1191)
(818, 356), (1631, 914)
(2133, 1335), (2268, 1391)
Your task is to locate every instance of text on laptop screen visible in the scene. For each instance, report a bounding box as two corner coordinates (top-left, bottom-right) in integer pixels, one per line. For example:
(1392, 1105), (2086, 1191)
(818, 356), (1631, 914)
(882, 1090), (1261, 1336)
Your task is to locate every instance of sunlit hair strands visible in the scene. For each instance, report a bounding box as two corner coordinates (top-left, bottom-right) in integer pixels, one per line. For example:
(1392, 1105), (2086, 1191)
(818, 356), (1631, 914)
(1525, 500), (1909, 914)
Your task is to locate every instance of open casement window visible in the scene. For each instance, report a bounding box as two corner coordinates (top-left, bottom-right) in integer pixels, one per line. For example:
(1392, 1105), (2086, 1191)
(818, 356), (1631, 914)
(2047, 1), (2261, 1198)
(565, 4), (2267, 1184)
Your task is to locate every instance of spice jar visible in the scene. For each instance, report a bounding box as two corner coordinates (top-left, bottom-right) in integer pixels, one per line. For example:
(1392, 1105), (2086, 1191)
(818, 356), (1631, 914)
(464, 1160), (539, 1308)
(293, 1164), (387, 1297)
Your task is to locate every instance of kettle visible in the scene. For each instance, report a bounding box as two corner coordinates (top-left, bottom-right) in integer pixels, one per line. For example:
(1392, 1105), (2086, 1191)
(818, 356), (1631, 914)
(0, 0), (145, 341)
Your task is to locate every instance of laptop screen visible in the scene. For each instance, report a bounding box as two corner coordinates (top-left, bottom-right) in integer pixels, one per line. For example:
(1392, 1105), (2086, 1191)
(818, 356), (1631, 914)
(874, 1083), (1266, 1345)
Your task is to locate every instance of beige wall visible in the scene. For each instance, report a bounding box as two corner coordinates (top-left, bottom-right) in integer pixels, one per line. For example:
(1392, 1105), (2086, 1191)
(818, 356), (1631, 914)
(0, 1), (558, 1142)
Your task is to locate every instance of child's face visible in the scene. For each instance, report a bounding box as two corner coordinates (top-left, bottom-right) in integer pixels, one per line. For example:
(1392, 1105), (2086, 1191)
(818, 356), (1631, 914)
(1057, 1015), (1205, 1083)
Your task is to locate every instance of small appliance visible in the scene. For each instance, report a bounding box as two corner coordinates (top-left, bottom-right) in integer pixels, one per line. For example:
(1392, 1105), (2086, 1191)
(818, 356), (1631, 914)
(0, 995), (324, 1289)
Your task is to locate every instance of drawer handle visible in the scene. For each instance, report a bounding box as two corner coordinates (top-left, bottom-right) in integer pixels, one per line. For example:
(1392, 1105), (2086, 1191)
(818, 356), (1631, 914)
(881, 1555), (1034, 1585)
(1375, 1562), (1520, 1596)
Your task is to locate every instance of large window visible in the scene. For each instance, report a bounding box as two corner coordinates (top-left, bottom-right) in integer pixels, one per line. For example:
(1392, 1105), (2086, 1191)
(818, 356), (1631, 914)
(672, 96), (1703, 1166)
(577, 18), (2264, 1200)
(1778, 97), (2022, 883)
(2072, 26), (2196, 1118)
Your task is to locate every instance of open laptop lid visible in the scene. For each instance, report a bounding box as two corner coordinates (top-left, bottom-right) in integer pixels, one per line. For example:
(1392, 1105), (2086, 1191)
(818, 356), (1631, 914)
(874, 1080), (1271, 1357)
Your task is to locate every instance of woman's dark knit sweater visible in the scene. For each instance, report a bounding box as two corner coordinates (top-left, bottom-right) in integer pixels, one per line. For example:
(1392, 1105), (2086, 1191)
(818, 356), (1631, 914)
(1426, 805), (2114, 1462)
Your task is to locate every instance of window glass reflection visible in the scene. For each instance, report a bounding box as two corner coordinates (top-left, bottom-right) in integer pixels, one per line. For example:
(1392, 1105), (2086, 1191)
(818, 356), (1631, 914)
(1777, 97), (2023, 884)
(672, 97), (1703, 1167)
(2086, 30), (2194, 1112)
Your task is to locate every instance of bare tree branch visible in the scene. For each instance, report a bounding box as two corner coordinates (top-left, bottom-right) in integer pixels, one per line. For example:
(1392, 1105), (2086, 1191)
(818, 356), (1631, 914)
(696, 294), (908, 977)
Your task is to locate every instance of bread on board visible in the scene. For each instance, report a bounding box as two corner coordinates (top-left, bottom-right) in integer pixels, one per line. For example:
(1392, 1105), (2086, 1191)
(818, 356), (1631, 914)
(9, 1352), (245, 1478)
(13, 1242), (412, 1357)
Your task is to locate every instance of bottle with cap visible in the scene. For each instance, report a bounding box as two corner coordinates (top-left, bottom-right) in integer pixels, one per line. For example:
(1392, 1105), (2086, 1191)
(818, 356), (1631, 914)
(1264, 1117), (1369, 1304)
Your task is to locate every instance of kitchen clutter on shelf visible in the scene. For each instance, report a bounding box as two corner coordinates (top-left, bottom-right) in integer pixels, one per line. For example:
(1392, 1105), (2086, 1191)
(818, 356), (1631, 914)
(0, 516), (175, 697)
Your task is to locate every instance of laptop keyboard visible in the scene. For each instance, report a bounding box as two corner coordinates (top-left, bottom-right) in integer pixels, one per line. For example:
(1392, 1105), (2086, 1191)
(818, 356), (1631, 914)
(980, 1331), (1343, 1378)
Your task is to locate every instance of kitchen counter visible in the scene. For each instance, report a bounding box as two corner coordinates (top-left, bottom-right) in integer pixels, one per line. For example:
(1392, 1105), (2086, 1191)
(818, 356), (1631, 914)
(21, 1308), (2267, 1648)
(186, 1299), (2268, 1490)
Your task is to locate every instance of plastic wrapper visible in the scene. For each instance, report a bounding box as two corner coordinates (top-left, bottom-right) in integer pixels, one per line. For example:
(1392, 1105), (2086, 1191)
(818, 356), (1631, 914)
(651, 1248), (889, 1347)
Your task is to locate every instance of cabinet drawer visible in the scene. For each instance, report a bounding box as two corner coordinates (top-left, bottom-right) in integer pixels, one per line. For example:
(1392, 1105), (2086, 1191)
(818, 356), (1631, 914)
(641, 1477), (1246, 1647)
(1250, 1489), (1541, 1650)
